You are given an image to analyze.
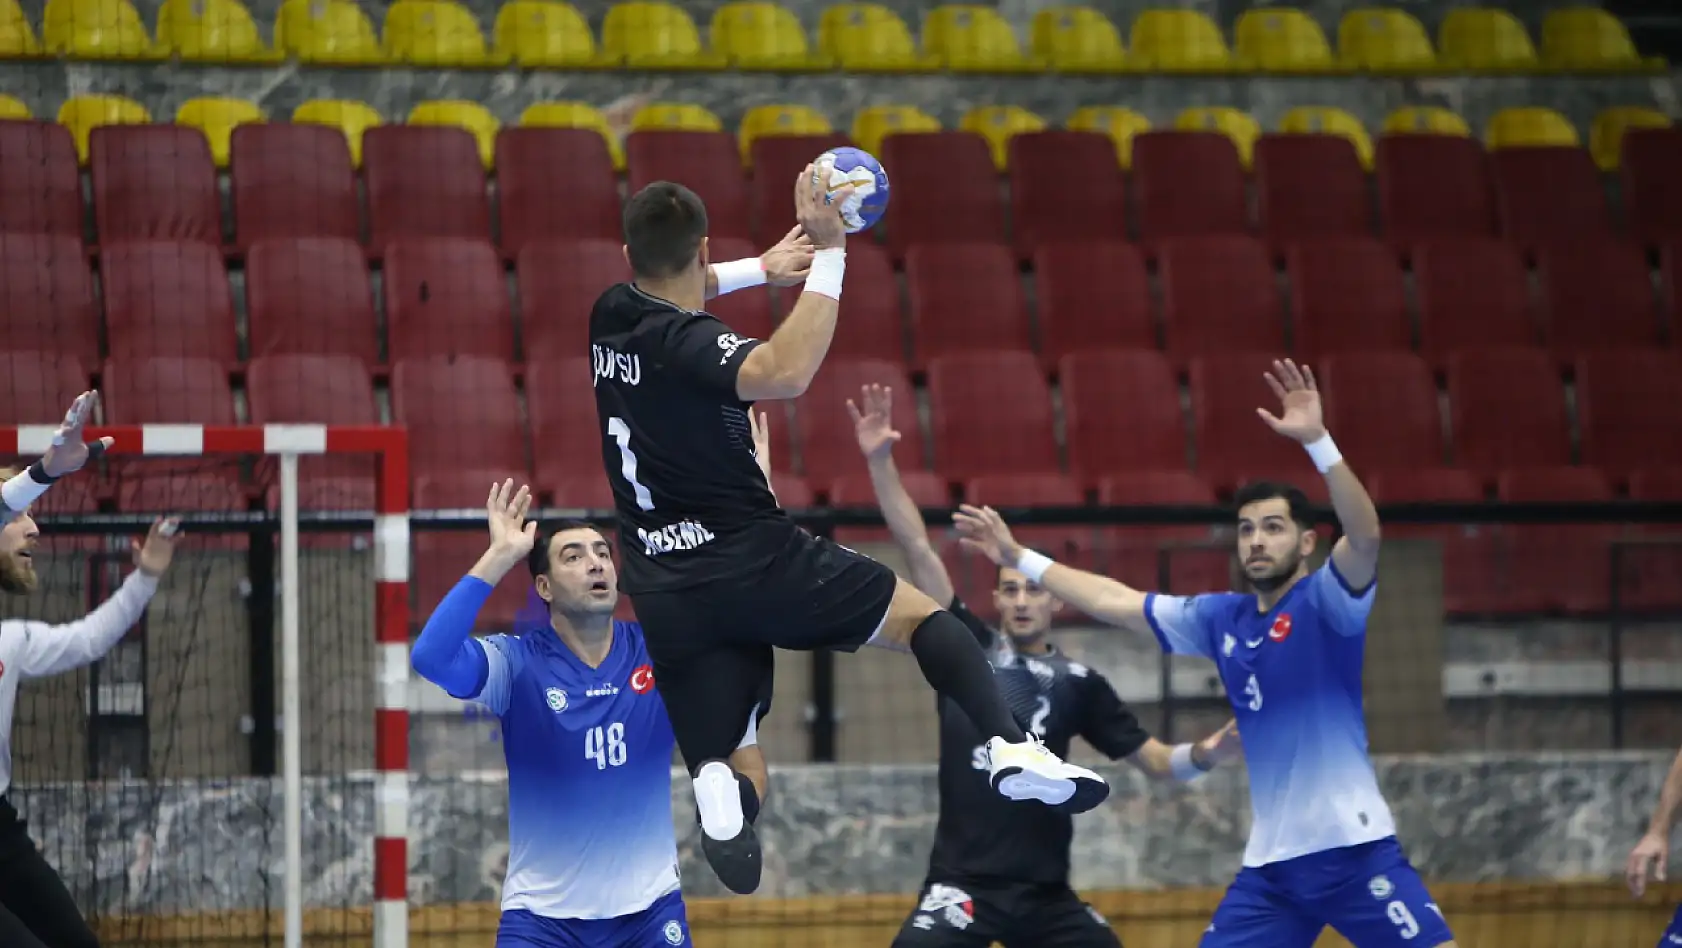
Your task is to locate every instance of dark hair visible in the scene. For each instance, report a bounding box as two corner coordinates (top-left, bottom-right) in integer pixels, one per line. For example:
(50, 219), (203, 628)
(623, 181), (708, 279)
(1232, 481), (1314, 530)
(527, 520), (609, 578)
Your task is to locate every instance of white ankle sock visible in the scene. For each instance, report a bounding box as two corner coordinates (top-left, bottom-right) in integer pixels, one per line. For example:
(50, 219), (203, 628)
(694, 761), (744, 840)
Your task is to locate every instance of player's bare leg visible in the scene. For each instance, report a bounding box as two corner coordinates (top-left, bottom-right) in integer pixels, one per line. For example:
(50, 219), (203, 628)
(868, 576), (1109, 812)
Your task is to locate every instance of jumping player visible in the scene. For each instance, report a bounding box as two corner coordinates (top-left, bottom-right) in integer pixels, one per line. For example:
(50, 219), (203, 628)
(1626, 739), (1682, 946)
(954, 360), (1458, 948)
(1, 391), (182, 948)
(590, 168), (1105, 894)
(848, 383), (1243, 947)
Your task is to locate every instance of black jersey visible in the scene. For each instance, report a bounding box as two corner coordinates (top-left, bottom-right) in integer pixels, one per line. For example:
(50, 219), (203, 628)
(927, 600), (1150, 886)
(589, 283), (793, 593)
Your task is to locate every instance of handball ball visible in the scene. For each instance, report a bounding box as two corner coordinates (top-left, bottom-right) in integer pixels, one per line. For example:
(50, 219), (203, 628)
(812, 147), (890, 234)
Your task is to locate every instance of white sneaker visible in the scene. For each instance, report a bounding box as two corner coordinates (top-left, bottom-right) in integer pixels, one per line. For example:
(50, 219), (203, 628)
(984, 735), (1109, 813)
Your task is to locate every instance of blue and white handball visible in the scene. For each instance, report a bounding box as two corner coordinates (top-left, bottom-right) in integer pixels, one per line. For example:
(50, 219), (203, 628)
(812, 146), (890, 234)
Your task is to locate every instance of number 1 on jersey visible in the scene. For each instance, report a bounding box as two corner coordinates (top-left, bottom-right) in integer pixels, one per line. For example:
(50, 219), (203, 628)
(607, 417), (655, 511)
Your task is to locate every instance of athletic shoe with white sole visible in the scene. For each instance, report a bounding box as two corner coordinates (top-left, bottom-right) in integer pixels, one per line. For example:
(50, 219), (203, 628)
(693, 760), (763, 894)
(984, 735), (1109, 813)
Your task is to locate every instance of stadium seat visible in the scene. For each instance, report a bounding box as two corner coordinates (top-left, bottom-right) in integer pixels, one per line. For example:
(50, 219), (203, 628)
(409, 100), (499, 169)
(291, 99), (381, 167)
(274, 0), (385, 63)
(818, 4), (936, 71)
(1093, 469), (1225, 594)
(850, 104), (940, 157)
(1278, 106), (1375, 168)
(1366, 467), (1483, 503)
(1447, 349), (1570, 477)
(391, 355), (527, 478)
(492, 1), (609, 68)
(362, 125), (491, 249)
(1130, 131), (1248, 242)
(116, 470), (246, 515)
(1668, 242), (1682, 340)
(102, 355), (236, 424)
(1254, 134), (1372, 245)
(229, 124), (358, 249)
(749, 132), (850, 242)
(601, 1), (725, 68)
(704, 236), (778, 343)
(961, 106), (1046, 170)
(1319, 352), (1443, 471)
(1031, 6), (1126, 73)
(384, 238), (515, 362)
(775, 241), (904, 363)
(0, 0), (40, 56)
(496, 128), (620, 253)
(156, 0), (279, 61)
(1631, 468), (1682, 501)
(1374, 134), (1495, 244)
(738, 105), (833, 163)
(1337, 8), (1436, 72)
(711, 2), (828, 69)
(175, 97), (262, 168)
(1190, 354), (1310, 492)
(630, 102), (723, 133)
(1574, 350), (1682, 479)
(1034, 244), (1154, 367)
(1413, 238), (1537, 364)
(89, 125), (220, 245)
(0, 95), (27, 119)
(827, 466), (946, 550)
(769, 472), (814, 508)
(1486, 107), (1580, 149)
(246, 354), (378, 424)
(101, 241), (237, 364)
(1158, 237), (1284, 362)
(1437, 8), (1537, 72)
(923, 5), (1040, 72)
(1234, 7), (1334, 71)
(0, 121), (81, 238)
(1009, 131), (1126, 256)
(1490, 146), (1609, 249)
(926, 352), (1059, 480)
(0, 351), (89, 424)
(525, 357), (598, 485)
(1175, 107), (1261, 168)
(57, 94), (149, 163)
(879, 132), (1004, 258)
(1620, 127), (1682, 246)
(625, 131), (750, 241)
(963, 473), (1088, 577)
(905, 243), (1029, 366)
(1540, 7), (1660, 72)
(1060, 350), (1186, 485)
(1128, 9), (1230, 71)
(1380, 106), (1471, 136)
(1286, 238), (1410, 359)
(245, 238), (378, 363)
(550, 474), (616, 509)
(42, 0), (162, 58)
(793, 358), (925, 479)
(1537, 240), (1661, 358)
(1066, 106), (1150, 168)
(413, 470), (530, 628)
(0, 234), (99, 365)
(1589, 106), (1671, 171)
(519, 101), (623, 170)
(517, 239), (629, 362)
(383, 0), (495, 66)
(1496, 466), (1617, 615)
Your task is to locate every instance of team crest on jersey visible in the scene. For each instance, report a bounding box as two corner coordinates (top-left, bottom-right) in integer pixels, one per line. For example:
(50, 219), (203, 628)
(662, 919), (684, 945)
(1269, 614), (1293, 642)
(545, 688), (568, 712)
(1368, 874), (1394, 899)
(630, 665), (656, 694)
(919, 884), (975, 930)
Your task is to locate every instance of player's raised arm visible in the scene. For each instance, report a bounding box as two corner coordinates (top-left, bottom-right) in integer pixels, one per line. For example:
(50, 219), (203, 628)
(0, 391), (113, 526)
(1628, 741), (1682, 896)
(954, 504), (1152, 634)
(705, 225), (814, 301)
(849, 384), (955, 607)
(1125, 720), (1243, 782)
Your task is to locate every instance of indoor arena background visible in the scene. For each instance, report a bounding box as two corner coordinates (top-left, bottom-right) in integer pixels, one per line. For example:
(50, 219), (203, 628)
(1, 0), (1682, 944)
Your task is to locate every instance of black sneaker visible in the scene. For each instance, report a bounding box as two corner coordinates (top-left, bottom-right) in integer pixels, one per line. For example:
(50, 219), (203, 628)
(694, 760), (763, 894)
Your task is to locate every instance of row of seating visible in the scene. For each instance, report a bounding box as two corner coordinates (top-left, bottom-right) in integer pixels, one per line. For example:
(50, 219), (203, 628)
(9, 0), (1662, 76)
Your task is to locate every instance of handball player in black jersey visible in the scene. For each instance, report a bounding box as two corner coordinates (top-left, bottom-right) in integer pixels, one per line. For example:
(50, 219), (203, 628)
(847, 384), (1243, 948)
(588, 168), (1108, 895)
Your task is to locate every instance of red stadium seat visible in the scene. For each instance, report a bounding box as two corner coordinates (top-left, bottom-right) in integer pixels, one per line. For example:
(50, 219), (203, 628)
(117, 471), (247, 513)
(89, 126), (220, 246)
(705, 236), (777, 343)
(880, 132), (1004, 258)
(906, 243), (1028, 366)
(525, 357), (597, 487)
(519, 239), (630, 363)
(1098, 470), (1216, 506)
(246, 354), (378, 424)
(550, 474), (615, 509)
(1447, 349), (1570, 477)
(752, 402), (795, 479)
(1285, 238), (1411, 360)
(770, 471), (814, 508)
(363, 126), (491, 250)
(1009, 131), (1127, 256)
(1189, 353), (1307, 492)
(1131, 131), (1247, 243)
(1374, 134), (1495, 245)
(828, 468), (948, 507)
(1320, 352), (1443, 472)
(1034, 243), (1155, 369)
(102, 356), (235, 423)
(1059, 350), (1186, 485)
(625, 131), (750, 241)
(749, 133), (849, 244)
(1620, 127), (1682, 247)
(792, 358), (925, 482)
(1537, 240), (1662, 358)
(965, 473), (1082, 506)
(776, 241), (903, 363)
(1093, 471), (1228, 597)
(1255, 134), (1371, 247)
(1159, 237), (1285, 363)
(384, 238), (514, 362)
(1364, 467), (1491, 616)
(1632, 468), (1682, 500)
(1413, 238), (1537, 365)
(414, 468), (531, 628)
(0, 233), (98, 364)
(1366, 467), (1483, 503)
(229, 124), (359, 249)
(390, 356), (526, 479)
(101, 241), (237, 365)
(245, 238), (378, 363)
(1667, 242), (1682, 341)
(1574, 350), (1682, 480)
(1497, 466), (1616, 615)
(496, 128), (620, 254)
(0, 351), (88, 424)
(927, 351), (1058, 480)
(0, 121), (81, 238)
(1490, 147), (1610, 251)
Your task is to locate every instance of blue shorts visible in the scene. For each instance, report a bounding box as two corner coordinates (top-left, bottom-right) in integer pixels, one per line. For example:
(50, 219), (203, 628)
(1659, 903), (1682, 947)
(495, 892), (692, 948)
(1200, 837), (1454, 948)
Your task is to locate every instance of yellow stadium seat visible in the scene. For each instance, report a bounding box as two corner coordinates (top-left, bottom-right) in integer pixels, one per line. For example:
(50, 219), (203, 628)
(292, 99), (381, 166)
(157, 0), (281, 62)
(819, 4), (937, 71)
(275, 0), (384, 63)
(1030, 6), (1125, 73)
(492, 2), (610, 67)
(739, 104), (833, 163)
(409, 100), (500, 169)
(711, 2), (829, 69)
(0, 0), (42, 56)
(1541, 8), (1663, 72)
(1485, 107), (1579, 150)
(1337, 8), (1436, 72)
(58, 94), (150, 163)
(0, 94), (31, 118)
(1129, 9), (1230, 72)
(631, 102), (723, 133)
(961, 105), (1046, 170)
(1279, 106), (1374, 168)
(384, 0), (500, 66)
(43, 0), (164, 59)
(851, 104), (940, 156)
(1589, 106), (1673, 171)
(1067, 105), (1150, 168)
(1437, 8), (1537, 72)
(1175, 106), (1260, 167)
(520, 101), (625, 169)
(1381, 106), (1470, 136)
(176, 97), (263, 167)
(923, 5), (1039, 72)
(602, 1), (726, 69)
(1234, 7), (1334, 72)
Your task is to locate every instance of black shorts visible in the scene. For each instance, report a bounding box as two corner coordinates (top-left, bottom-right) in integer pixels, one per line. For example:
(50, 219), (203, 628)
(892, 879), (1122, 948)
(632, 528), (898, 770)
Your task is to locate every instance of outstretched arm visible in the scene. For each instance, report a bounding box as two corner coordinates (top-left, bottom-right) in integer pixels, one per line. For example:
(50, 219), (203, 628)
(1628, 743), (1682, 896)
(954, 505), (1151, 634)
(1127, 720), (1242, 781)
(706, 225), (814, 300)
(1, 391), (114, 525)
(850, 385), (954, 607)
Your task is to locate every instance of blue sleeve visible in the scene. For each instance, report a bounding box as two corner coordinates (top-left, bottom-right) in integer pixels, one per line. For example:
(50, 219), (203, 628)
(1310, 562), (1376, 638)
(1143, 593), (1219, 659)
(411, 577), (497, 701)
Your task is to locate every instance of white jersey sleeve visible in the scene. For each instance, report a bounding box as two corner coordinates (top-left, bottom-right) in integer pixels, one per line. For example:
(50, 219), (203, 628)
(1308, 562), (1376, 637)
(1143, 592), (1220, 659)
(7, 571), (158, 678)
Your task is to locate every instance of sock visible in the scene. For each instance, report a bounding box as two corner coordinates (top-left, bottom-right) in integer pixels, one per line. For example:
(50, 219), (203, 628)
(909, 611), (1027, 744)
(737, 772), (761, 825)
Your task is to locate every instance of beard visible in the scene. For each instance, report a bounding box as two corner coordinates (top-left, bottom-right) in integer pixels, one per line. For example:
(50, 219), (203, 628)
(1246, 548), (1303, 593)
(0, 551), (38, 595)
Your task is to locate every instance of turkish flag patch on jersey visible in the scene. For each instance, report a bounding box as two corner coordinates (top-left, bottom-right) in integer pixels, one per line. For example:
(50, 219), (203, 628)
(630, 665), (656, 694)
(1269, 614), (1293, 642)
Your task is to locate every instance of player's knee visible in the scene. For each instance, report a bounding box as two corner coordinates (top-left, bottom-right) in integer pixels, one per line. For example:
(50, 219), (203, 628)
(871, 577), (943, 649)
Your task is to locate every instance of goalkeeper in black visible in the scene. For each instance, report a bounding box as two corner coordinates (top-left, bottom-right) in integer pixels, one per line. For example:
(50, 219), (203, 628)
(846, 384), (1242, 948)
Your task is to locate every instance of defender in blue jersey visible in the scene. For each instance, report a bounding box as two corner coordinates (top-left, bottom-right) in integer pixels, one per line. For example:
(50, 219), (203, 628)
(1627, 738), (1682, 946)
(954, 359), (1458, 948)
(411, 480), (768, 947)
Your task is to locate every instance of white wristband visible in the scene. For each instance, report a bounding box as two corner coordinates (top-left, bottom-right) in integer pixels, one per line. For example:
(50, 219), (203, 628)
(1015, 549), (1053, 583)
(1303, 433), (1343, 474)
(1169, 743), (1209, 782)
(803, 248), (845, 300)
(711, 258), (766, 296)
(1, 466), (53, 514)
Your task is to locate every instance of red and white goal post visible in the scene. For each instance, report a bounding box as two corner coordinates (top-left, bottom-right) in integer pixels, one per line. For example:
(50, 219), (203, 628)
(0, 422), (413, 948)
